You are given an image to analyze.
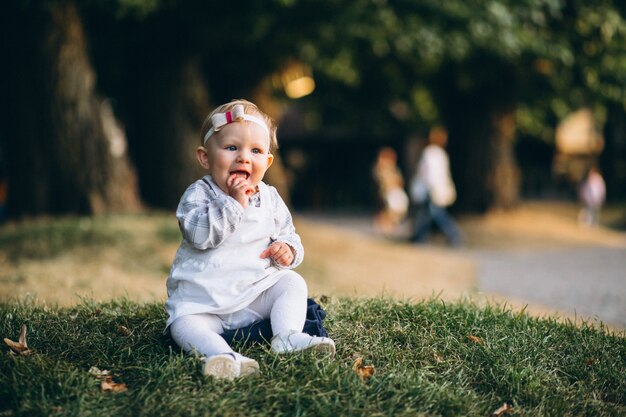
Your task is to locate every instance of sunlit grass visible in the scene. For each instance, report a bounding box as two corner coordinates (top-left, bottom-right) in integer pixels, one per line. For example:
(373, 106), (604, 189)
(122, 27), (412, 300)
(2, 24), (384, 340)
(0, 213), (183, 263)
(1, 297), (624, 416)
(0, 217), (124, 261)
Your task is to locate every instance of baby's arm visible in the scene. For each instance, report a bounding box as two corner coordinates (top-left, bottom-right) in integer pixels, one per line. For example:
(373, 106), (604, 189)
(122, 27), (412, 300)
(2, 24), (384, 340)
(262, 187), (304, 269)
(226, 174), (256, 209)
(259, 241), (295, 267)
(177, 181), (244, 250)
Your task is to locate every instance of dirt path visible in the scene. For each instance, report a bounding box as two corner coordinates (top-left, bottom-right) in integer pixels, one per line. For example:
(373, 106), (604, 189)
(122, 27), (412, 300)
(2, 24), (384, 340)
(300, 202), (626, 329)
(459, 204), (626, 329)
(471, 246), (626, 327)
(296, 218), (475, 301)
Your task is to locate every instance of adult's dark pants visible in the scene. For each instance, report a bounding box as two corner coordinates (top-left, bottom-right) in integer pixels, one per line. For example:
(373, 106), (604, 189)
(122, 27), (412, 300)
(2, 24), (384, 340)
(411, 199), (462, 246)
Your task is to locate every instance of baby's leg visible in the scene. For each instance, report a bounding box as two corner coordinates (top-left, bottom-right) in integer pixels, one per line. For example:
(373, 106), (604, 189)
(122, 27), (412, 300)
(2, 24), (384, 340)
(170, 313), (231, 357)
(248, 270), (335, 356)
(170, 314), (260, 379)
(246, 270), (308, 334)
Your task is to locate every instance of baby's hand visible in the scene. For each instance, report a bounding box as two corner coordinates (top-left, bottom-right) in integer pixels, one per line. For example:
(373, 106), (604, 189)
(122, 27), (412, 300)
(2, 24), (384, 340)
(260, 242), (294, 267)
(226, 174), (255, 208)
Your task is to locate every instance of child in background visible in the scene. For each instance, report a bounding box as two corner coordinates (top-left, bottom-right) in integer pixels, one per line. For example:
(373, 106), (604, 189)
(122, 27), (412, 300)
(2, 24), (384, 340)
(165, 99), (335, 380)
(578, 165), (606, 227)
(372, 147), (409, 235)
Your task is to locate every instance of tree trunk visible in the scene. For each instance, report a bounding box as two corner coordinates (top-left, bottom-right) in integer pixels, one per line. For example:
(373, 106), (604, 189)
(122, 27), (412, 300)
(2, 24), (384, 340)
(602, 104), (626, 202)
(486, 110), (520, 209)
(440, 62), (521, 213)
(447, 105), (520, 212)
(125, 57), (209, 209)
(444, 91), (492, 212)
(1, 1), (141, 218)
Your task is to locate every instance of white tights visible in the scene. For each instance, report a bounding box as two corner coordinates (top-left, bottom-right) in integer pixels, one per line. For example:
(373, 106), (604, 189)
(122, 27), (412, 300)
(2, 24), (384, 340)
(170, 270), (308, 357)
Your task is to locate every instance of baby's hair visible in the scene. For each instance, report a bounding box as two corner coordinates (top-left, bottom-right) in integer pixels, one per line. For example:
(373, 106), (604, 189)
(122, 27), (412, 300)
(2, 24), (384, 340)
(200, 99), (278, 151)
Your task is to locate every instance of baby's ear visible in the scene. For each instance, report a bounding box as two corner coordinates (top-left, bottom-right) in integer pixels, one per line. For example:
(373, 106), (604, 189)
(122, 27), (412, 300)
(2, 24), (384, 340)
(196, 146), (210, 170)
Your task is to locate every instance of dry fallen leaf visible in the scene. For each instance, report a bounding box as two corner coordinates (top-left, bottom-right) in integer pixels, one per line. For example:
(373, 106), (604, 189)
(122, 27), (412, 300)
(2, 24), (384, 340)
(3, 324), (33, 356)
(100, 376), (128, 393)
(89, 367), (127, 393)
(491, 402), (513, 417)
(352, 356), (375, 381)
(433, 352), (444, 363)
(467, 334), (483, 344)
(117, 325), (131, 336)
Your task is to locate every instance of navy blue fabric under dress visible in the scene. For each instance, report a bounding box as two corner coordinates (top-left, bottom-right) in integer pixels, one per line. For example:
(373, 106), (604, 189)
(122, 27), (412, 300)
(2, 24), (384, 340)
(220, 298), (328, 346)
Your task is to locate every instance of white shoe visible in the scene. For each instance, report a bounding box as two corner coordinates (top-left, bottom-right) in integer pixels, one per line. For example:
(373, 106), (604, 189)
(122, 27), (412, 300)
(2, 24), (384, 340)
(203, 353), (259, 380)
(271, 331), (336, 357)
(234, 353), (260, 377)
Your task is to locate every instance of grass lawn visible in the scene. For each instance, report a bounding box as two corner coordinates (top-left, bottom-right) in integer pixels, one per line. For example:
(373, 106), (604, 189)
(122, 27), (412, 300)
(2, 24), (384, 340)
(1, 211), (625, 416)
(1, 297), (625, 417)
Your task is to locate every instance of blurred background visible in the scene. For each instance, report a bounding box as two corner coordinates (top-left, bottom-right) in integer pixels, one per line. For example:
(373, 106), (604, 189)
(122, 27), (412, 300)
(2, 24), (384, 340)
(0, 0), (625, 326)
(1, 0), (626, 217)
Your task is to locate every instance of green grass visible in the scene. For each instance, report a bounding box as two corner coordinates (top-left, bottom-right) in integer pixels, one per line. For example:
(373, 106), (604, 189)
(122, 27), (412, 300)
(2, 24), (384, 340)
(1, 298), (624, 417)
(0, 213), (182, 263)
(0, 217), (125, 261)
(0, 214), (179, 280)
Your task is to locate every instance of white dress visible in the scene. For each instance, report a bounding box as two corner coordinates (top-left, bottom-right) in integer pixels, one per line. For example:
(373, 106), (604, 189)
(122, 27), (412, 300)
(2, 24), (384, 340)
(164, 176), (304, 330)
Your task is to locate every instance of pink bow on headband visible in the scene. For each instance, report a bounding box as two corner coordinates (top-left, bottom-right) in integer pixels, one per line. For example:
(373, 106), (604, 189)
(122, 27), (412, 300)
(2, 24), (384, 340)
(211, 105), (246, 132)
(203, 104), (270, 144)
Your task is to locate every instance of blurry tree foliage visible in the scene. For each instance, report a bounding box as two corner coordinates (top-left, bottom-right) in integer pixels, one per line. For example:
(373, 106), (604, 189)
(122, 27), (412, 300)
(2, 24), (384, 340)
(1, 0), (625, 216)
(285, 0), (626, 209)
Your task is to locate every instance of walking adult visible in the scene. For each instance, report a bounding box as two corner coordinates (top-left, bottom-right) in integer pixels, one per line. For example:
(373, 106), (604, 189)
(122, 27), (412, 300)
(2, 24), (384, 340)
(409, 126), (462, 246)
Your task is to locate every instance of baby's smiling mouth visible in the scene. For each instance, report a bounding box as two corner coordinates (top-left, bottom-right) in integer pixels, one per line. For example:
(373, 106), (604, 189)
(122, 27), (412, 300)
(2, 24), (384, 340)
(230, 170), (250, 180)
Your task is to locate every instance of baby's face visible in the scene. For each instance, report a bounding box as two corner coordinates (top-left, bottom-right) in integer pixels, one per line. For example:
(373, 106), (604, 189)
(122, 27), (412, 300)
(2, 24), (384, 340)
(203, 118), (274, 194)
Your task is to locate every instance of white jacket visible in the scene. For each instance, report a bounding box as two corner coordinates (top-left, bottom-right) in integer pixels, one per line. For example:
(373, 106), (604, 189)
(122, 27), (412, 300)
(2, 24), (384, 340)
(410, 144), (457, 207)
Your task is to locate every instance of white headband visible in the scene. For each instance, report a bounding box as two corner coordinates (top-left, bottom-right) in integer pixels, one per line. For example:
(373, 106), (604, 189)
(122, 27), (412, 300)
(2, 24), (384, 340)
(203, 104), (270, 144)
